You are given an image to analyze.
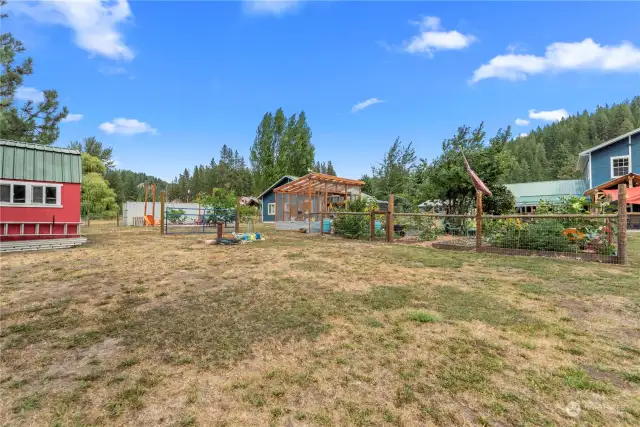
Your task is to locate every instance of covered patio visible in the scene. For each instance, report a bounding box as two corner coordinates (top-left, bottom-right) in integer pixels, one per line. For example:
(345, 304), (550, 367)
(584, 173), (640, 229)
(273, 173), (365, 232)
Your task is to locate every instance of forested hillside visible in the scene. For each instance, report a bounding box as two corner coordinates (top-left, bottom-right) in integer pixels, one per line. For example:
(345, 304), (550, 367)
(166, 145), (253, 202)
(505, 96), (640, 183)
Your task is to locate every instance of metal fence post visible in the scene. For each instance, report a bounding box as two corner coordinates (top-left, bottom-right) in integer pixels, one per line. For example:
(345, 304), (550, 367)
(386, 194), (395, 243)
(476, 190), (483, 251)
(618, 184), (628, 265)
(160, 191), (165, 235)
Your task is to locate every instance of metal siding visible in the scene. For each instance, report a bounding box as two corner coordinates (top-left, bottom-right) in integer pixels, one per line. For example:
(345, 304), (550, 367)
(70, 155), (81, 182)
(34, 150), (44, 181)
(62, 154), (71, 181)
(13, 147), (24, 179)
(2, 147), (13, 178)
(23, 149), (35, 180)
(55, 153), (63, 182)
(591, 139), (629, 187)
(0, 140), (82, 183)
(43, 151), (54, 181)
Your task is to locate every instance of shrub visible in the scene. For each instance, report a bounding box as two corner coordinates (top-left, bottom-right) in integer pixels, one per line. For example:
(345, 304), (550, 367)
(166, 209), (185, 224)
(333, 199), (370, 239)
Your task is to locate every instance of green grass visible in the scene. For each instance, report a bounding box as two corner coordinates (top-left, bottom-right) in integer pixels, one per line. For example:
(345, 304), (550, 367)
(408, 311), (439, 323)
(560, 367), (614, 393)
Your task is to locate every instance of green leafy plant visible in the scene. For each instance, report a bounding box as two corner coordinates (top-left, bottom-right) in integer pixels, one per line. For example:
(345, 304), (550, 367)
(333, 199), (370, 239)
(166, 209), (185, 224)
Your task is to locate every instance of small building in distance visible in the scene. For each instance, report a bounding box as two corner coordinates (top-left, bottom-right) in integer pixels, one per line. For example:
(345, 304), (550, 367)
(0, 140), (83, 241)
(257, 175), (298, 223)
(505, 179), (587, 214)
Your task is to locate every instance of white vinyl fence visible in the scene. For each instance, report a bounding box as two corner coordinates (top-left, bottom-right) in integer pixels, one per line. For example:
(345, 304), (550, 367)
(122, 202), (201, 226)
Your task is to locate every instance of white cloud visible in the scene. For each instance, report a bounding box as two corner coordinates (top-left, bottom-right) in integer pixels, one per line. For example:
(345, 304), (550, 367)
(519, 133), (528, 138)
(515, 118), (530, 126)
(15, 86), (45, 103)
(13, 0), (134, 60)
(528, 109), (569, 122)
(471, 38), (640, 83)
(403, 16), (476, 56)
(99, 118), (158, 135)
(243, 0), (300, 16)
(351, 98), (384, 113)
(62, 113), (84, 123)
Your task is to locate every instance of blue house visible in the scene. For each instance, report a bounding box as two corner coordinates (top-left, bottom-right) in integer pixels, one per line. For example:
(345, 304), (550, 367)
(257, 176), (297, 222)
(577, 127), (640, 189)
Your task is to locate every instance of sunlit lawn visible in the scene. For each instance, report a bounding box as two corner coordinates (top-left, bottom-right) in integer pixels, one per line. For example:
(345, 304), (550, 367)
(1, 223), (639, 426)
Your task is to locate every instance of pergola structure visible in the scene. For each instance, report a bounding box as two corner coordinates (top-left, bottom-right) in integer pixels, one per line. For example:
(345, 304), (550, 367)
(584, 173), (640, 204)
(273, 173), (365, 229)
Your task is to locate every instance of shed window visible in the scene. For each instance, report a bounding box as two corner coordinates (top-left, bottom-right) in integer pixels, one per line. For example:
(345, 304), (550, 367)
(0, 181), (62, 207)
(45, 187), (57, 204)
(0, 184), (9, 202)
(268, 203), (276, 215)
(13, 185), (26, 203)
(612, 156), (629, 178)
(32, 186), (44, 203)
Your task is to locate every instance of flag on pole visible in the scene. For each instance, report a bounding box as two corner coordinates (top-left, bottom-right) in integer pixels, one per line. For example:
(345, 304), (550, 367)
(463, 153), (492, 197)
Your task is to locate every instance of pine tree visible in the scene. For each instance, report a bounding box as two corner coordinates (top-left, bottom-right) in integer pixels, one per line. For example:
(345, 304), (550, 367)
(0, 1), (68, 144)
(326, 161), (336, 176)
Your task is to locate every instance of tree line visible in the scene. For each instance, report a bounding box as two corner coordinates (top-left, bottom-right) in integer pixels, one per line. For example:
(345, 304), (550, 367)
(504, 97), (640, 182)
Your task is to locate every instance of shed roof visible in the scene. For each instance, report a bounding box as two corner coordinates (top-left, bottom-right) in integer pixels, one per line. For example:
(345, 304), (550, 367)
(0, 139), (82, 183)
(505, 179), (587, 207)
(257, 175), (298, 199)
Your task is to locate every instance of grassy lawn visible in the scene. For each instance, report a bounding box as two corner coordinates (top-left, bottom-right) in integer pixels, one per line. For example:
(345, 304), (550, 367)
(1, 223), (639, 426)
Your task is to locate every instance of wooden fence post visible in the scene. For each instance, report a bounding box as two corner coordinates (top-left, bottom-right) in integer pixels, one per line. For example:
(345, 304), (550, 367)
(618, 184), (628, 265)
(235, 196), (240, 233)
(160, 191), (166, 235)
(386, 194), (395, 243)
(476, 190), (483, 251)
(369, 210), (375, 242)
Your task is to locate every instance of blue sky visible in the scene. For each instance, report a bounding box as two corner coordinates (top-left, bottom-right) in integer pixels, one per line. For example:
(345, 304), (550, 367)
(7, 0), (640, 182)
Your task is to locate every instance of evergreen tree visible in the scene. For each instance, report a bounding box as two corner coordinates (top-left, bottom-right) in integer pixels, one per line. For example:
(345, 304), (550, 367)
(69, 137), (115, 170)
(326, 161), (336, 176)
(0, 1), (68, 144)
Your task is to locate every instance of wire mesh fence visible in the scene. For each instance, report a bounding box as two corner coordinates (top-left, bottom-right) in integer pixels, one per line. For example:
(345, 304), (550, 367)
(164, 207), (237, 235)
(479, 215), (619, 263)
(394, 213), (476, 246)
(324, 211), (387, 241)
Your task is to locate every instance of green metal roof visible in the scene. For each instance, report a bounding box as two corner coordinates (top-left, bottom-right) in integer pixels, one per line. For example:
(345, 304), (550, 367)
(505, 179), (588, 207)
(0, 139), (82, 183)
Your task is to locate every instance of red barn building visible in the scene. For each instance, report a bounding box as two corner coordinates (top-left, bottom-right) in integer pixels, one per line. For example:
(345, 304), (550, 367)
(0, 140), (82, 242)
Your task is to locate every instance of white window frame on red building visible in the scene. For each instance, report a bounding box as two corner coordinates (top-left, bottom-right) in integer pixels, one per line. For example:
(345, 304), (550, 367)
(0, 180), (63, 208)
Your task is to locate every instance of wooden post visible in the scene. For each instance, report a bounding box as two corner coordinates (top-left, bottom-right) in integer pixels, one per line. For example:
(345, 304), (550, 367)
(370, 210), (375, 242)
(160, 191), (166, 235)
(476, 191), (483, 250)
(344, 183), (348, 207)
(308, 177), (312, 233)
(151, 183), (156, 226)
(618, 184), (628, 265)
(235, 196), (240, 233)
(116, 210), (120, 227)
(386, 194), (395, 243)
(143, 184), (148, 223)
(288, 193), (292, 221)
